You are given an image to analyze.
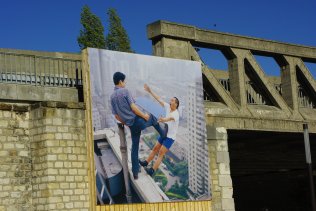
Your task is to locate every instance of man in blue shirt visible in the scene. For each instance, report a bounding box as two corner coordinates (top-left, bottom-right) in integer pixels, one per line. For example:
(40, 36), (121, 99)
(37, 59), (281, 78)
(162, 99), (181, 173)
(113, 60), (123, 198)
(110, 72), (168, 179)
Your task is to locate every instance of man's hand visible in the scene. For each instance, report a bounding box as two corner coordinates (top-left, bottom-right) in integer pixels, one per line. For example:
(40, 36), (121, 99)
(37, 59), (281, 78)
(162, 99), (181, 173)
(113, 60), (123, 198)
(144, 84), (151, 93)
(158, 117), (165, 123)
(143, 113), (150, 121)
(115, 115), (125, 125)
(144, 84), (164, 107)
(131, 103), (150, 121)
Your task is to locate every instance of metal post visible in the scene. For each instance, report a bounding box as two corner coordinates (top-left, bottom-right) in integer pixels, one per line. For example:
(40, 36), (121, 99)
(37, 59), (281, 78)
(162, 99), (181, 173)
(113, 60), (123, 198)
(117, 123), (132, 203)
(303, 123), (316, 211)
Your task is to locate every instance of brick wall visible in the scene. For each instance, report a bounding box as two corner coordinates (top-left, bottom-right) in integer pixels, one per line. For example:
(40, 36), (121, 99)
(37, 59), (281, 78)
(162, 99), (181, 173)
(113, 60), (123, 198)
(207, 126), (235, 211)
(0, 102), (90, 211)
(0, 104), (32, 211)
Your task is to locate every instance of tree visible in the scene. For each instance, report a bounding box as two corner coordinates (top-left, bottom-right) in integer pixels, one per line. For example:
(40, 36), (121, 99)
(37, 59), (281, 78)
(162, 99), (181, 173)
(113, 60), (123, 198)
(168, 181), (189, 198)
(77, 5), (106, 50)
(105, 8), (133, 52)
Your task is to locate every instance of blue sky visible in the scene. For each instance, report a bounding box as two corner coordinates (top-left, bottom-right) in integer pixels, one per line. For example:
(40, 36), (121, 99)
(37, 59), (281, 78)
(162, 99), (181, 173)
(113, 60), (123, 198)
(1, 0), (315, 76)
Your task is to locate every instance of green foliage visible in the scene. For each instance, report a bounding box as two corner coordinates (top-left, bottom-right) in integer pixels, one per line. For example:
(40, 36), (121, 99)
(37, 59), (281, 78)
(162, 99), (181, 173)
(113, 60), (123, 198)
(105, 8), (133, 52)
(163, 157), (188, 182)
(173, 161), (189, 180)
(165, 192), (187, 200)
(78, 5), (106, 50)
(168, 181), (189, 198)
(153, 169), (167, 190)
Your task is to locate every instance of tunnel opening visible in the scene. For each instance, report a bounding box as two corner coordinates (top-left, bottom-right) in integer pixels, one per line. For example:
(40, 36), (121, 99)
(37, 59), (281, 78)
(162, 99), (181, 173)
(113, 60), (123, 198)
(227, 130), (316, 211)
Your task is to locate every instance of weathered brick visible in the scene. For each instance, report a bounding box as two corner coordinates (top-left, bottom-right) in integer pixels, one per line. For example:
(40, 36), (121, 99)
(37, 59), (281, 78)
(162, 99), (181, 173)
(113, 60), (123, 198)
(56, 176), (65, 182)
(0, 151), (8, 156)
(18, 120), (29, 128)
(74, 201), (84, 208)
(3, 143), (14, 149)
(66, 176), (74, 182)
(78, 169), (87, 176)
(64, 190), (73, 195)
(72, 162), (83, 168)
(54, 162), (63, 168)
(62, 133), (72, 140)
(0, 121), (9, 127)
(57, 126), (68, 133)
(3, 111), (12, 117)
(18, 151), (29, 157)
(55, 133), (63, 140)
(47, 155), (57, 161)
(65, 202), (74, 209)
(53, 118), (62, 126)
(219, 163), (231, 175)
(68, 155), (77, 160)
(56, 203), (65, 209)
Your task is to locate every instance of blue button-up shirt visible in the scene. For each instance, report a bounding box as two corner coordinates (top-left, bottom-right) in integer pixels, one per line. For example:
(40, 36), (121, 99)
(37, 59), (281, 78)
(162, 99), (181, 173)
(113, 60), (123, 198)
(110, 86), (136, 126)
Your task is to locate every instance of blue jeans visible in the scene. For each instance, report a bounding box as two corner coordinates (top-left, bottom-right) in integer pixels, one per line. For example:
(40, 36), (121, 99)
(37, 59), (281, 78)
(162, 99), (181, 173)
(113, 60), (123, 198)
(129, 114), (167, 175)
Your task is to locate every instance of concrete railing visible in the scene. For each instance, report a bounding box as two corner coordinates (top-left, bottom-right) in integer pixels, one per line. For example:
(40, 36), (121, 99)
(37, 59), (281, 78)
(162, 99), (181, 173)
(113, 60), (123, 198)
(298, 85), (315, 108)
(245, 81), (268, 105)
(206, 78), (314, 108)
(0, 50), (82, 88)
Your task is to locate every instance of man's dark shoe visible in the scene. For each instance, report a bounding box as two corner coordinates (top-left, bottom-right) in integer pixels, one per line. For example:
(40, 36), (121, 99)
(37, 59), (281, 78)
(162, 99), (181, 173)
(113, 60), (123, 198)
(145, 167), (155, 177)
(139, 159), (148, 167)
(133, 173), (139, 180)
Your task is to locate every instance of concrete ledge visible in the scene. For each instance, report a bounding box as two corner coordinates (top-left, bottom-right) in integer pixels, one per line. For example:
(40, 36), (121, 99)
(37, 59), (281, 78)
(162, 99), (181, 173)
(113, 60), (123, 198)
(0, 101), (85, 112)
(0, 103), (29, 112)
(206, 115), (316, 133)
(204, 102), (316, 129)
(204, 102), (235, 116)
(299, 107), (316, 121)
(0, 83), (79, 103)
(30, 101), (85, 110)
(247, 104), (291, 119)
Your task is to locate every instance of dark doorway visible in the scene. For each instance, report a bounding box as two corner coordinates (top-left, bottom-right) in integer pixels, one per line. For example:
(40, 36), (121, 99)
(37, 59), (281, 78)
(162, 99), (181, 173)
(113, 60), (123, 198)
(227, 130), (316, 211)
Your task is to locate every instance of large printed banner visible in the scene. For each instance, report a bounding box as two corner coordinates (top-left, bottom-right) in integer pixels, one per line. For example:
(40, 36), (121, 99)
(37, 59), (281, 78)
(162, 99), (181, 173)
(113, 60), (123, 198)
(87, 48), (210, 204)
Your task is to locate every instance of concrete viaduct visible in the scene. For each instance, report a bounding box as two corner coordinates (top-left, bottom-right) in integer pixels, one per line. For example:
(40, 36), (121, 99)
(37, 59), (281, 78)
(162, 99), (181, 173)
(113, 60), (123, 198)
(147, 20), (316, 211)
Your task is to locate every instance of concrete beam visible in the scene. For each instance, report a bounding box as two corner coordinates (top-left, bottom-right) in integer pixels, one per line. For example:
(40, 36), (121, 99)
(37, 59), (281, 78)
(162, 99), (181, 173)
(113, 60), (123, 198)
(203, 66), (240, 114)
(187, 43), (240, 113)
(227, 53), (248, 108)
(281, 56), (300, 111)
(0, 83), (79, 102)
(205, 113), (316, 133)
(0, 48), (81, 60)
(147, 20), (316, 62)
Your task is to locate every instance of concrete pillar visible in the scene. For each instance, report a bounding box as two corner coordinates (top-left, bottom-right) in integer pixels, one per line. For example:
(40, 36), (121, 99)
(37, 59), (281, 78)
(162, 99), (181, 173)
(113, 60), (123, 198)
(207, 126), (235, 211)
(151, 37), (191, 60)
(281, 56), (299, 111)
(228, 55), (248, 108)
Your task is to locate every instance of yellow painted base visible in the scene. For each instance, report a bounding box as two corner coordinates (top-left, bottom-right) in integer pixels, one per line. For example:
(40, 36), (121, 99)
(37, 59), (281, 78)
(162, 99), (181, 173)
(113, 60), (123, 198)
(96, 200), (211, 211)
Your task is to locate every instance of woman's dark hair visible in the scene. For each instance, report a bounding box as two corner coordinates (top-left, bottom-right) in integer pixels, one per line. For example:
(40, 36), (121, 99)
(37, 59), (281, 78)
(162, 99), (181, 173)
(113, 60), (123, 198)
(174, 97), (179, 109)
(113, 72), (126, 85)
